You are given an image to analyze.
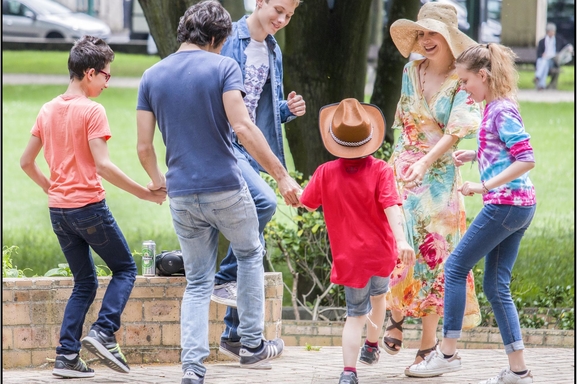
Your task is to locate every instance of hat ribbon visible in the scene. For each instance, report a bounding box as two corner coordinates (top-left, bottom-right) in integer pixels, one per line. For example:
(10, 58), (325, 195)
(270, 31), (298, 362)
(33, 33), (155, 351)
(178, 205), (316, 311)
(329, 124), (374, 147)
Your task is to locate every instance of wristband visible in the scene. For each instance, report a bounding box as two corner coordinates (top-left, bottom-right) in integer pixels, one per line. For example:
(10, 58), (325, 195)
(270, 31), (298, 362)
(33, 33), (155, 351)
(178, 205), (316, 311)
(472, 150), (477, 163)
(481, 181), (489, 194)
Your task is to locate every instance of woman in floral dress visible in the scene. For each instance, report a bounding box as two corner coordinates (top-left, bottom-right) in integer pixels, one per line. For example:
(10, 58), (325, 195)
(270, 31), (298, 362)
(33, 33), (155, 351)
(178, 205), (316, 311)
(384, 2), (482, 375)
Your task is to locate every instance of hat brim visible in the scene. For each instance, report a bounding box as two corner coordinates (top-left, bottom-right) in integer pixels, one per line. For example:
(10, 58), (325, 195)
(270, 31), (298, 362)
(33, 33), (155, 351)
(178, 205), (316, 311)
(390, 18), (476, 58)
(318, 102), (386, 159)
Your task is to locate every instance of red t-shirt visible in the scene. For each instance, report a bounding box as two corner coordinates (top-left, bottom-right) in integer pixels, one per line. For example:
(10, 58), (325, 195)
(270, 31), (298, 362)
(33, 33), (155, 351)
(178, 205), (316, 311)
(31, 94), (111, 208)
(300, 156), (402, 288)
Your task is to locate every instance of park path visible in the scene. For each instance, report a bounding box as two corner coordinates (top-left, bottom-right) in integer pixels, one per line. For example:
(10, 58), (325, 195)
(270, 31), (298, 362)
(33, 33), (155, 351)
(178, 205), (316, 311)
(2, 346), (575, 383)
(2, 73), (575, 103)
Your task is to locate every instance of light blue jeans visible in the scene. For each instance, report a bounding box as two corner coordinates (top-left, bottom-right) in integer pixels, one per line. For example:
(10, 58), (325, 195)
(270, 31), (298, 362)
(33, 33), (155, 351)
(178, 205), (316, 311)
(215, 144), (277, 342)
(169, 185), (265, 376)
(534, 57), (556, 89)
(443, 204), (536, 354)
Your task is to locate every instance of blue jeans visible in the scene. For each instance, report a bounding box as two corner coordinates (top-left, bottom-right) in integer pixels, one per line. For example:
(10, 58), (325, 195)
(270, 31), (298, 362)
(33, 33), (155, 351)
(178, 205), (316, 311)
(344, 276), (390, 317)
(215, 144), (277, 342)
(169, 185), (265, 376)
(49, 200), (137, 355)
(443, 204), (536, 354)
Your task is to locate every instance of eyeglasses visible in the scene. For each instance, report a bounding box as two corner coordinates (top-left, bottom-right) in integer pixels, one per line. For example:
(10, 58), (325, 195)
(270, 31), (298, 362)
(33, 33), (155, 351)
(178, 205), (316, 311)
(97, 69), (111, 82)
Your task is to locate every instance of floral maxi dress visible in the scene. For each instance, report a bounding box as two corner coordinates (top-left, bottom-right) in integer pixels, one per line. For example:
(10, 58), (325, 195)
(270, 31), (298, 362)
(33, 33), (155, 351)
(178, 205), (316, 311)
(386, 60), (481, 329)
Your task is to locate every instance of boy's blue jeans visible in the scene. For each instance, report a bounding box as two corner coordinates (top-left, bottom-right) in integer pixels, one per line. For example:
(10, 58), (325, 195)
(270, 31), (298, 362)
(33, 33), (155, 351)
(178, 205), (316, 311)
(49, 199), (137, 355)
(215, 144), (277, 342)
(169, 185), (266, 376)
(443, 203), (536, 354)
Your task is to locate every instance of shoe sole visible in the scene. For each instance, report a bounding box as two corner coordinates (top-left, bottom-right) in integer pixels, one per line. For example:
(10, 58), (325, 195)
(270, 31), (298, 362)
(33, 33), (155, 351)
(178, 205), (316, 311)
(52, 369), (95, 378)
(404, 365), (461, 378)
(81, 337), (130, 374)
(210, 294), (238, 308)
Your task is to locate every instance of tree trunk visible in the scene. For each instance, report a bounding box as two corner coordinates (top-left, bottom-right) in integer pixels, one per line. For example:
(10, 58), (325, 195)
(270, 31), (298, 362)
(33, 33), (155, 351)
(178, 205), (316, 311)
(283, 0), (373, 179)
(220, 0), (246, 21)
(370, 0), (420, 146)
(138, 0), (198, 59)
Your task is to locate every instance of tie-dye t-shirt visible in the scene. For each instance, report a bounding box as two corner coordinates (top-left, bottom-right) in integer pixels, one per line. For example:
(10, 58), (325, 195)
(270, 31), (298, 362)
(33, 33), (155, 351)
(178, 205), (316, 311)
(477, 98), (536, 206)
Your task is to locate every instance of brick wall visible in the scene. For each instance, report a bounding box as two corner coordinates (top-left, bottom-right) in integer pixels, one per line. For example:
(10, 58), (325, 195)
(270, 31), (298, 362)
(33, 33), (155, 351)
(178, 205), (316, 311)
(281, 320), (575, 349)
(1, 272), (283, 369)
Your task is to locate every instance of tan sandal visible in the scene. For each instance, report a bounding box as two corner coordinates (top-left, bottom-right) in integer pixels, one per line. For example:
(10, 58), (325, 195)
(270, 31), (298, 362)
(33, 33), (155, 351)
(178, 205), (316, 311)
(382, 316), (404, 355)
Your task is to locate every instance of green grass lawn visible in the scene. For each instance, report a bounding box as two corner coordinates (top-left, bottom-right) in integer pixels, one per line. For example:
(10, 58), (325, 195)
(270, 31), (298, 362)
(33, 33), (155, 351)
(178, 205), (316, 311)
(2, 50), (160, 78)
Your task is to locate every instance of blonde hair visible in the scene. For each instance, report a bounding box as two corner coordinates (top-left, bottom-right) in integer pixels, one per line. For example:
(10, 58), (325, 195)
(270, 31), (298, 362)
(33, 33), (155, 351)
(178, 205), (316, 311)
(456, 43), (519, 102)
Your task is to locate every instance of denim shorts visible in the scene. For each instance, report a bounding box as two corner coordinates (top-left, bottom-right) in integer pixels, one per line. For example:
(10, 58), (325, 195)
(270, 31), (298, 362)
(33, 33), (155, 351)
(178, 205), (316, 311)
(345, 276), (390, 317)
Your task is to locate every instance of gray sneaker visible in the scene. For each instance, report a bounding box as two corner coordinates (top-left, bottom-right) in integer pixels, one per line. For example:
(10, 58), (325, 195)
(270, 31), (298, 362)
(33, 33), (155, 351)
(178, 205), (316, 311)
(359, 344), (380, 365)
(339, 371), (359, 384)
(52, 355), (94, 378)
(220, 339), (272, 369)
(181, 370), (204, 384)
(81, 328), (130, 373)
(211, 281), (237, 307)
(239, 338), (284, 369)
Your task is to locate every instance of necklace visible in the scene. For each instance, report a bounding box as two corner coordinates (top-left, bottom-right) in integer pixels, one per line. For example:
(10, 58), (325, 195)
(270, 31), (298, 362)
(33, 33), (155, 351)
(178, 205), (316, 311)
(420, 59), (455, 99)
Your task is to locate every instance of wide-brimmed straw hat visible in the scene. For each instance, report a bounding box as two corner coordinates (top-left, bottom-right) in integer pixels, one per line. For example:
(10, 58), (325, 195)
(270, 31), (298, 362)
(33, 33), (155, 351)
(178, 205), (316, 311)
(390, 2), (476, 59)
(318, 98), (385, 159)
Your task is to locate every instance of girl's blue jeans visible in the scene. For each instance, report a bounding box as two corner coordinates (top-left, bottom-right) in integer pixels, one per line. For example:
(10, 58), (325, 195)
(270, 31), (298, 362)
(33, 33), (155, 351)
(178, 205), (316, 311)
(443, 203), (536, 354)
(49, 199), (137, 355)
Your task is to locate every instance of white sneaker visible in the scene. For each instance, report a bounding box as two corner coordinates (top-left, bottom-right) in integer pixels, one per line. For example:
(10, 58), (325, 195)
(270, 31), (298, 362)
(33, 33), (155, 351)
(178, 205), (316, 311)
(405, 346), (461, 378)
(478, 368), (533, 384)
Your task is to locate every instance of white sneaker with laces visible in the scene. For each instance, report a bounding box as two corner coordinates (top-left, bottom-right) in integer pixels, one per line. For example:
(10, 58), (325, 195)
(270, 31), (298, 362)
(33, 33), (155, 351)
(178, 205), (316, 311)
(405, 345), (461, 377)
(478, 368), (533, 384)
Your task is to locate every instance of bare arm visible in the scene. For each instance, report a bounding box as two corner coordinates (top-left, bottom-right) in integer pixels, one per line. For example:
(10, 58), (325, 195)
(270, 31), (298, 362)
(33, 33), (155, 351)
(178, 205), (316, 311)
(89, 137), (166, 204)
(223, 90), (301, 207)
(384, 204), (415, 265)
(136, 110), (166, 191)
(459, 161), (535, 196)
(403, 134), (459, 185)
(20, 135), (51, 194)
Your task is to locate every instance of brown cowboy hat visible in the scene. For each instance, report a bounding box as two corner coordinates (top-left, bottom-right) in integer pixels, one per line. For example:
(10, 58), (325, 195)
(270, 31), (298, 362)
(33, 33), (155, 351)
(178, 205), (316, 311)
(319, 98), (385, 159)
(390, 2), (476, 59)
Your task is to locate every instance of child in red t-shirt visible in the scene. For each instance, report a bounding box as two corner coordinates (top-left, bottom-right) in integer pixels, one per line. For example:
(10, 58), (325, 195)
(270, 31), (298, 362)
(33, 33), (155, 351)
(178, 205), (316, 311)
(300, 98), (415, 384)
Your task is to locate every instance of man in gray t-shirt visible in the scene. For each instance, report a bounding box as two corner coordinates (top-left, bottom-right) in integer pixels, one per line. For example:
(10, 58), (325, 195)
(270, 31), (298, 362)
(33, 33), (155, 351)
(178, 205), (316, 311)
(136, 2), (301, 383)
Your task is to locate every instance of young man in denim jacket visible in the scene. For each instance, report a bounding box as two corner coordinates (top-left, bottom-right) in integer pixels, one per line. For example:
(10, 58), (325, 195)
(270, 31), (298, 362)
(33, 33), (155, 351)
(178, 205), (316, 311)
(211, 0), (306, 362)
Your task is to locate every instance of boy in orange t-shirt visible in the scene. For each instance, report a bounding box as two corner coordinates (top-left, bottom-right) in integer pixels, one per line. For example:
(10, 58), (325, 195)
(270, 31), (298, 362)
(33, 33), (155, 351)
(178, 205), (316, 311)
(20, 36), (166, 379)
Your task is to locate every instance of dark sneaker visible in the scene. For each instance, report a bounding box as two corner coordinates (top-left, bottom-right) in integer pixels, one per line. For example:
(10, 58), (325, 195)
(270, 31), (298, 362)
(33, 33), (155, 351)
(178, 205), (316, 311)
(220, 339), (271, 369)
(239, 338), (284, 369)
(211, 281), (237, 307)
(359, 344), (380, 365)
(52, 355), (95, 378)
(81, 329), (130, 373)
(181, 370), (205, 384)
(219, 339), (242, 360)
(339, 371), (359, 384)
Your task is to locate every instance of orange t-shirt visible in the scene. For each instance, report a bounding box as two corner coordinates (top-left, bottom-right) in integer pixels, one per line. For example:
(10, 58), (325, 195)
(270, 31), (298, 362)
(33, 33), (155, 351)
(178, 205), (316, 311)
(31, 94), (111, 208)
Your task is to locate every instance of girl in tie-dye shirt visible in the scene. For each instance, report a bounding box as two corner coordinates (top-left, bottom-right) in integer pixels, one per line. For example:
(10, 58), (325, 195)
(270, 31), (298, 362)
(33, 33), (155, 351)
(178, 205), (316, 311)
(408, 43), (537, 384)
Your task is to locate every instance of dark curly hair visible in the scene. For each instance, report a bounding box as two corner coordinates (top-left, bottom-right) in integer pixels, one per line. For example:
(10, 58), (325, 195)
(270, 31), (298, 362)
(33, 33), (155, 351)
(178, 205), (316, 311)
(176, 0), (232, 48)
(68, 35), (114, 80)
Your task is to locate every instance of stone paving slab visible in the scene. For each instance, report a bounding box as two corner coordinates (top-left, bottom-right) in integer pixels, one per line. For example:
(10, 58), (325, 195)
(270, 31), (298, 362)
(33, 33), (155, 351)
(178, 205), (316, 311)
(2, 347), (575, 383)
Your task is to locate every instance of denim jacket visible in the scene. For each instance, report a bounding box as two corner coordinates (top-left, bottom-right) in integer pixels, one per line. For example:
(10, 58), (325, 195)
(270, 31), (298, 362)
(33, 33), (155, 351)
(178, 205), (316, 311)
(221, 15), (296, 170)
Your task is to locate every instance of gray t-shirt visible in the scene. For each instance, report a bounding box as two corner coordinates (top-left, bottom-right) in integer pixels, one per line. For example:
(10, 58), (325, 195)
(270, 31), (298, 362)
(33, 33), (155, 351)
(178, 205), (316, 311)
(137, 49), (246, 197)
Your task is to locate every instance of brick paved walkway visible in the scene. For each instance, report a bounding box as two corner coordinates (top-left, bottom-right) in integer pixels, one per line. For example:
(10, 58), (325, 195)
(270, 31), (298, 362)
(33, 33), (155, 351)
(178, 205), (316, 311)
(2, 346), (574, 383)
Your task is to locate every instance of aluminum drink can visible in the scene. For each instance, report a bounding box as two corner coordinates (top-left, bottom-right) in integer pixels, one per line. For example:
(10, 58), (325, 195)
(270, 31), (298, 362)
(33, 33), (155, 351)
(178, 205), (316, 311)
(142, 240), (156, 277)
